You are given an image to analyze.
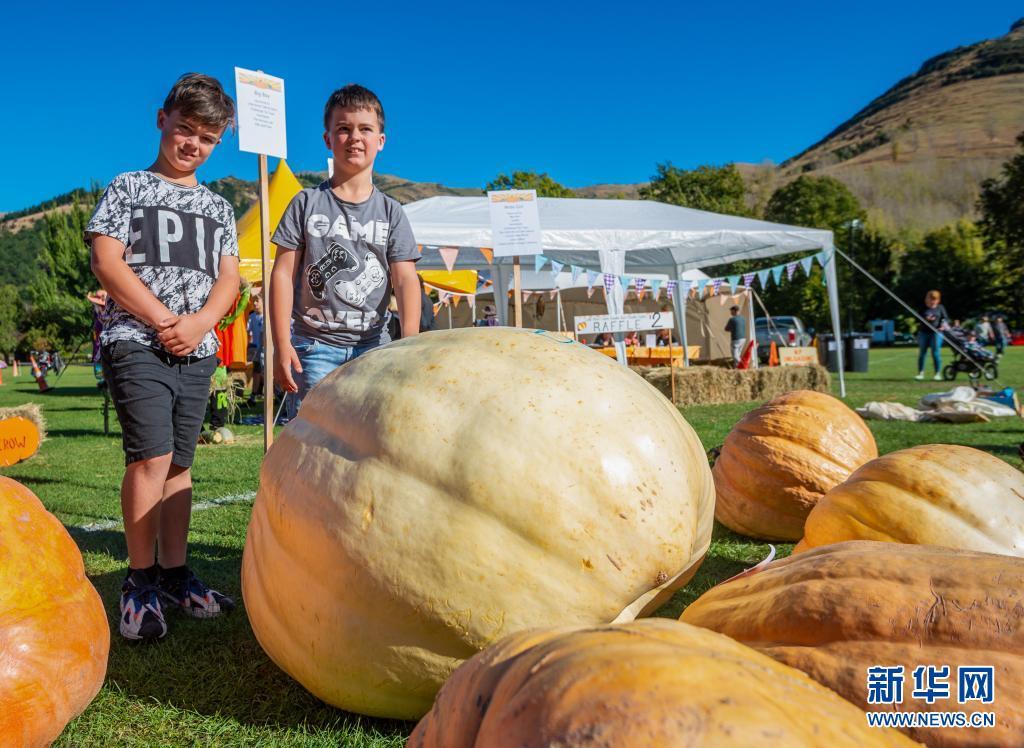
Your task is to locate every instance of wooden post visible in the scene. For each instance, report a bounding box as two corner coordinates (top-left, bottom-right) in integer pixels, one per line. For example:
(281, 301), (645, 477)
(512, 256), (523, 327)
(258, 154), (274, 452)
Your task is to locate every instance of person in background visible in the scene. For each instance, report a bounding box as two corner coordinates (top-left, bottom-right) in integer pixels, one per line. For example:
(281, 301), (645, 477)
(593, 332), (614, 347)
(419, 278), (436, 332)
(725, 305), (746, 365)
(975, 315), (993, 346)
(623, 330), (640, 346)
(915, 289), (950, 380)
(993, 315), (1011, 358)
(246, 293), (264, 405)
(655, 327), (675, 346)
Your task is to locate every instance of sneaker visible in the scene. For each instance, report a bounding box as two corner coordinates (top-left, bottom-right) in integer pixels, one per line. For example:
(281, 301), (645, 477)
(158, 566), (235, 619)
(914, 372), (925, 380)
(120, 569), (168, 642)
(933, 373), (944, 381)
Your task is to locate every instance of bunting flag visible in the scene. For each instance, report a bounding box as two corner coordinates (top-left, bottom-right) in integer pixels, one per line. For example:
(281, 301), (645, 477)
(432, 302), (442, 315)
(800, 256), (813, 276)
(587, 270), (600, 291)
(757, 268), (770, 288)
(587, 285), (597, 299)
(571, 265), (582, 284)
(634, 277), (647, 297)
(742, 272), (755, 288)
(681, 279), (694, 299)
(534, 255), (549, 272)
(650, 279), (662, 300)
(666, 280), (676, 299)
(603, 273), (616, 294)
(439, 247), (459, 273)
(815, 250), (828, 267)
(696, 279), (709, 297)
(452, 294), (462, 308)
(712, 278), (723, 295)
(438, 291), (450, 305)
(726, 274), (740, 292)
(771, 265), (784, 285)
(480, 247), (494, 265)
(550, 260), (565, 279)
(786, 262), (797, 281)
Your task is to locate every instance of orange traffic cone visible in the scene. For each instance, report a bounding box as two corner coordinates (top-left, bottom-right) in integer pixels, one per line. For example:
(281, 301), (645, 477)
(768, 341), (780, 367)
(29, 355), (50, 393)
(12, 360), (18, 378)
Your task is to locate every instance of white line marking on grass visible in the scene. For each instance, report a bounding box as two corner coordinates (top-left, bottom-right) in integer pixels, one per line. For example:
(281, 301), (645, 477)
(73, 490), (256, 533)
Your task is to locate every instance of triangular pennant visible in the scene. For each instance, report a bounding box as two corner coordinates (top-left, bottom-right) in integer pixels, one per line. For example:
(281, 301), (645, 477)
(800, 256), (813, 276)
(619, 275), (630, 290)
(742, 272), (755, 288)
(712, 278), (723, 295)
(550, 260), (565, 279)
(634, 277), (647, 296)
(650, 279), (662, 300)
(587, 285), (596, 299)
(602, 273), (616, 293)
(771, 265), (784, 285)
(681, 279), (693, 299)
(786, 262), (797, 281)
(696, 279), (709, 297)
(452, 294), (462, 308)
(480, 247), (494, 265)
(757, 268), (770, 288)
(815, 251), (828, 267)
(571, 265), (582, 284)
(432, 302), (442, 315)
(726, 275), (740, 292)
(534, 255), (549, 273)
(587, 271), (600, 291)
(439, 247), (459, 273)
(666, 280), (677, 299)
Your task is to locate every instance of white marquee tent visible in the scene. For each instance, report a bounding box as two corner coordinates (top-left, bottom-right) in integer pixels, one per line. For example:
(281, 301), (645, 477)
(405, 196), (846, 395)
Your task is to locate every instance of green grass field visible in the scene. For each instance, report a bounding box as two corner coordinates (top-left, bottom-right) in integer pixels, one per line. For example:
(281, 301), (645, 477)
(5, 346), (1021, 747)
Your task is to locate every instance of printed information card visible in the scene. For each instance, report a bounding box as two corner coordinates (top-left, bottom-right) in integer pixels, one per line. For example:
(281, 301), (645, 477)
(235, 67), (287, 159)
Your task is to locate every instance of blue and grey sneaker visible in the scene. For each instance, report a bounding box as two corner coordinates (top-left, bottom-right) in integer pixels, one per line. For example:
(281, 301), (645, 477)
(158, 566), (235, 619)
(120, 569), (168, 642)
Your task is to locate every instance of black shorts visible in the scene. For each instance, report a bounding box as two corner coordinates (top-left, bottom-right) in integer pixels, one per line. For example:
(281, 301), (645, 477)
(101, 340), (218, 467)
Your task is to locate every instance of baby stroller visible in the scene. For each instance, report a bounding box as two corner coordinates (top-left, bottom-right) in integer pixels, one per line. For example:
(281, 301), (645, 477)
(942, 328), (998, 382)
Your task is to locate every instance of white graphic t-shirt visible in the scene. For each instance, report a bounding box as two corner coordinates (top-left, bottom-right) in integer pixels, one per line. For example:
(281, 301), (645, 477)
(272, 182), (419, 346)
(86, 171), (239, 358)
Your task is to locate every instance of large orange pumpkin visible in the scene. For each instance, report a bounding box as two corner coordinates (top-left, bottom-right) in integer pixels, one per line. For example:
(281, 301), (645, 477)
(681, 541), (1023, 747)
(712, 389), (877, 540)
(408, 618), (918, 747)
(243, 328), (715, 719)
(0, 477), (109, 746)
(795, 444), (1024, 555)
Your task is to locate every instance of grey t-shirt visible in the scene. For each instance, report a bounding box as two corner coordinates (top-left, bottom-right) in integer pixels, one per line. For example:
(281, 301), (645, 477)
(86, 170), (239, 358)
(272, 183), (419, 346)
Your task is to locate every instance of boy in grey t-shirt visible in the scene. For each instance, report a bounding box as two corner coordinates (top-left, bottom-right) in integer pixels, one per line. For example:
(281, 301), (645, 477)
(270, 85), (420, 411)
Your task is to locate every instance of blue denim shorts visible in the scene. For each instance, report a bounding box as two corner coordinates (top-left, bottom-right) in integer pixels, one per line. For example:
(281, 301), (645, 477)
(288, 333), (385, 418)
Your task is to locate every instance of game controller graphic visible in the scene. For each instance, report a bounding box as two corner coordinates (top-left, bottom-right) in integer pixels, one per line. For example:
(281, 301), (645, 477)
(306, 242), (358, 300)
(334, 252), (387, 307)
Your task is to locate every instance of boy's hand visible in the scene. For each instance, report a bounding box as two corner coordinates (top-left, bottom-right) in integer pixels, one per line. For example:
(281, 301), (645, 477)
(274, 344), (302, 393)
(158, 314), (208, 356)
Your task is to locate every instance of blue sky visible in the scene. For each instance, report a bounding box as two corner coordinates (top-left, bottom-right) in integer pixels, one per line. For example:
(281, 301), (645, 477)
(2, 1), (1020, 211)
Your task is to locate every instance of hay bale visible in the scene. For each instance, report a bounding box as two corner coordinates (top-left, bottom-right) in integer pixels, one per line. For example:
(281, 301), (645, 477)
(0, 403), (46, 466)
(0, 404), (46, 441)
(635, 365), (830, 407)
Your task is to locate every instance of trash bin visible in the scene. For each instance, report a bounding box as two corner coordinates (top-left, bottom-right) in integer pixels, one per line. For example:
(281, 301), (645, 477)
(817, 334), (842, 372)
(844, 333), (870, 372)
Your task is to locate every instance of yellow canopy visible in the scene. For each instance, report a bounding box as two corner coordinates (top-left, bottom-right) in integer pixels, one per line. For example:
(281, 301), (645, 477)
(237, 160), (305, 284)
(418, 269), (478, 295)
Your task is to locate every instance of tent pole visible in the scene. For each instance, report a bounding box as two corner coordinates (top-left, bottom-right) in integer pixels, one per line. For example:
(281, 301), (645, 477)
(673, 264), (689, 367)
(746, 288), (758, 369)
(258, 154), (274, 452)
(824, 241), (846, 397)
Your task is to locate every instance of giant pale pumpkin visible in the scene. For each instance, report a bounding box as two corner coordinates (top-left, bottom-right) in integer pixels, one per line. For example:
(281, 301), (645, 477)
(408, 619), (919, 747)
(242, 328), (714, 719)
(681, 541), (1023, 747)
(712, 389), (877, 540)
(795, 444), (1024, 555)
(0, 477), (109, 746)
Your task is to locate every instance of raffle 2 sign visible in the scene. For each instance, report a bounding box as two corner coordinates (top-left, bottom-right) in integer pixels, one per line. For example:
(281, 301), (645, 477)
(574, 311), (674, 336)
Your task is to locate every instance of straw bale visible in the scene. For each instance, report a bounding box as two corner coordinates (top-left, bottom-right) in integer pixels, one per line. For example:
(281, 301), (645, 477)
(0, 403), (46, 441)
(635, 365), (830, 407)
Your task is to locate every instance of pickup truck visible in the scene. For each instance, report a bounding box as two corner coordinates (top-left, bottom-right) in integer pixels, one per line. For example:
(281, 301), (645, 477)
(754, 316), (812, 361)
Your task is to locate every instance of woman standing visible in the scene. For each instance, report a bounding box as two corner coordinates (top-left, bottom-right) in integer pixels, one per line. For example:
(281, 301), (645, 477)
(915, 290), (950, 380)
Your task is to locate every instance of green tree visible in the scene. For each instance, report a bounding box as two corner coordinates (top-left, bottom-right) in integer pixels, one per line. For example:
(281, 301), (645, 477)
(26, 205), (94, 351)
(978, 130), (1024, 323)
(485, 171), (574, 197)
(0, 285), (22, 359)
(897, 221), (989, 322)
(639, 162), (750, 215)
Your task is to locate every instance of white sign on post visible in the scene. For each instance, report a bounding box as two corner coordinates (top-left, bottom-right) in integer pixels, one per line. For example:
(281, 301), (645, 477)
(234, 67), (287, 159)
(575, 311), (674, 336)
(487, 189), (542, 257)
